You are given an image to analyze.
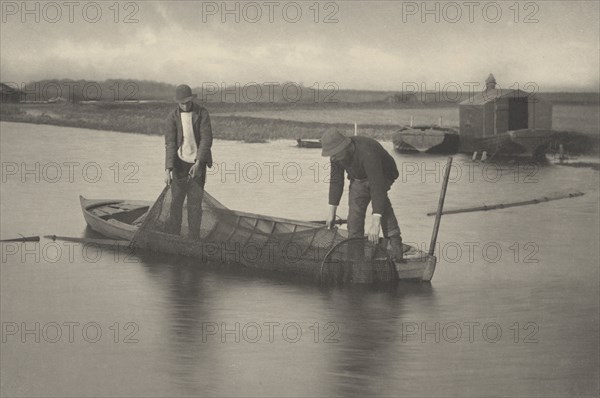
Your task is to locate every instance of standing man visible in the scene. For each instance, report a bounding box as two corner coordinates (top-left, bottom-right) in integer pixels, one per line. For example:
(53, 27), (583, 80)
(322, 130), (405, 261)
(164, 84), (213, 239)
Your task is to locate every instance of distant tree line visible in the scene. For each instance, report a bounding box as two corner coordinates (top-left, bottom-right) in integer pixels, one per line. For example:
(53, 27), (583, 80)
(0, 79), (177, 103)
(1, 79), (598, 105)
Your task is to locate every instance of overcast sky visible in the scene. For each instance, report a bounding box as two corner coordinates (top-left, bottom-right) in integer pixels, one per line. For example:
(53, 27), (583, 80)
(1, 1), (598, 91)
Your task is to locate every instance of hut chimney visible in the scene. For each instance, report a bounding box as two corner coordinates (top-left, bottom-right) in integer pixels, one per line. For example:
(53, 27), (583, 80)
(485, 73), (496, 90)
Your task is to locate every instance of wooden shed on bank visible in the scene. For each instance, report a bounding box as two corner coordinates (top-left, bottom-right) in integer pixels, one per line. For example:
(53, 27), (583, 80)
(458, 74), (554, 157)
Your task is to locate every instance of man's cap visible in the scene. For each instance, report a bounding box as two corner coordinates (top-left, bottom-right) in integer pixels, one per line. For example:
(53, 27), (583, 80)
(321, 131), (352, 157)
(175, 84), (197, 103)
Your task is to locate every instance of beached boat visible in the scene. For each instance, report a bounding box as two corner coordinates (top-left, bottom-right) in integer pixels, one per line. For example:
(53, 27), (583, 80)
(459, 129), (556, 159)
(296, 138), (322, 148)
(393, 126), (459, 154)
(79, 196), (436, 282)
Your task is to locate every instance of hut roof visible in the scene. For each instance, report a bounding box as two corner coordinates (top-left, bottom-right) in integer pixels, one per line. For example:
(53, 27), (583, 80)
(0, 83), (17, 93)
(459, 88), (531, 106)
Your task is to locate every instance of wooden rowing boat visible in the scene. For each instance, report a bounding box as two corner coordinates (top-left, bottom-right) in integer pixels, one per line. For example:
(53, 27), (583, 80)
(80, 196), (437, 281)
(296, 138), (322, 148)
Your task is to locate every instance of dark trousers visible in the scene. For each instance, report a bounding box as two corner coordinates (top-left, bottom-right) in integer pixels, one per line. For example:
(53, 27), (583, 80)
(347, 179), (401, 239)
(165, 160), (207, 239)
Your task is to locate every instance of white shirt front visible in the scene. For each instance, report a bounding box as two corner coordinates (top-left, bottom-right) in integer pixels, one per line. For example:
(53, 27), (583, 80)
(178, 112), (197, 163)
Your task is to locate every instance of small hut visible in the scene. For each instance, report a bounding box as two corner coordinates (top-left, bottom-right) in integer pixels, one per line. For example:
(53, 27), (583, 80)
(459, 74), (552, 138)
(458, 74), (554, 156)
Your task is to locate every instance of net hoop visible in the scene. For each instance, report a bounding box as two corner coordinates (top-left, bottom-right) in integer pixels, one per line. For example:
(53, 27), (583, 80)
(319, 237), (396, 283)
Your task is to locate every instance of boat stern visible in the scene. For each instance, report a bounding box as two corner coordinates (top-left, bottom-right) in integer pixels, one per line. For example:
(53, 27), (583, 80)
(394, 252), (437, 282)
(509, 129), (556, 157)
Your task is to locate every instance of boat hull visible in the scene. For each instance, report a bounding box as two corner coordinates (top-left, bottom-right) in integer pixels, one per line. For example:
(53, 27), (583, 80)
(80, 196), (436, 282)
(393, 127), (459, 154)
(459, 129), (555, 158)
(296, 139), (322, 148)
(80, 197), (142, 240)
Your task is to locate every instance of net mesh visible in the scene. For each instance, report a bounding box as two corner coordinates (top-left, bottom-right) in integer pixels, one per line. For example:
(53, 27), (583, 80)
(320, 238), (397, 284)
(130, 187), (397, 283)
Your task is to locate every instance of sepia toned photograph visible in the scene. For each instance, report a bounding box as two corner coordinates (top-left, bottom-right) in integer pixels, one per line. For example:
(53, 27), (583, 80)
(1, 1), (598, 397)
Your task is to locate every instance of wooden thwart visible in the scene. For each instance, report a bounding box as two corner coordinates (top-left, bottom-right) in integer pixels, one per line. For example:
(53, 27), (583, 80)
(310, 219), (347, 226)
(427, 191), (585, 216)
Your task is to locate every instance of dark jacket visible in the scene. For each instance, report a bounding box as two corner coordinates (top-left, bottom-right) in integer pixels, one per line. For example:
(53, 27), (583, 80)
(165, 103), (213, 169)
(329, 136), (399, 214)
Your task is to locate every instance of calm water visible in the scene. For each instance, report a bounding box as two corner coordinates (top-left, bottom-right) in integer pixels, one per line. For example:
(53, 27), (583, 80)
(1, 122), (598, 397)
(227, 104), (600, 134)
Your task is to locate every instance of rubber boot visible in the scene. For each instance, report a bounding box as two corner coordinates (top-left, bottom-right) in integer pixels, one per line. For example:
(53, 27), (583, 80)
(389, 235), (406, 263)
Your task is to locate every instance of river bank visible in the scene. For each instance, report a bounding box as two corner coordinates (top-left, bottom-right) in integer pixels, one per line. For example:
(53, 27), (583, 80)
(0, 101), (598, 152)
(0, 102), (413, 143)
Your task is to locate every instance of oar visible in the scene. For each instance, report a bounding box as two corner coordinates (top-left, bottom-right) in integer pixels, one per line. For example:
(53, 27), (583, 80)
(44, 235), (132, 249)
(429, 157), (453, 256)
(0, 235), (40, 242)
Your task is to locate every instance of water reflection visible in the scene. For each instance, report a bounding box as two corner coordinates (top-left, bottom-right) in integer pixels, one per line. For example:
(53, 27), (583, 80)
(132, 245), (438, 396)
(140, 246), (435, 395)
(323, 283), (435, 396)
(136, 253), (216, 394)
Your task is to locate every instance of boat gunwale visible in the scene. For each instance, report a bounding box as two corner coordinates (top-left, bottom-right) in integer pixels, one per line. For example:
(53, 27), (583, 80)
(80, 196), (329, 229)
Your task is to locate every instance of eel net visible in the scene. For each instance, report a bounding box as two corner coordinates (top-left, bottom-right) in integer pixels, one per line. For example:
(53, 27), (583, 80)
(130, 187), (396, 284)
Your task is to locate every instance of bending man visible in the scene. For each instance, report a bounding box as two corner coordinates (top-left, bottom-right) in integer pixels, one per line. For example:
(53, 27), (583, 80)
(322, 130), (405, 260)
(164, 84), (213, 239)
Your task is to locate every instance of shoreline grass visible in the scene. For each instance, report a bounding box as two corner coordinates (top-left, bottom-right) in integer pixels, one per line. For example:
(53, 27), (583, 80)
(1, 102), (598, 154)
(0, 102), (420, 141)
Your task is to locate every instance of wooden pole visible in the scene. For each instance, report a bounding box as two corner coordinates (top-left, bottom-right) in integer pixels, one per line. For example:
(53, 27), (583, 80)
(44, 235), (132, 248)
(429, 157), (453, 256)
(0, 235), (40, 242)
(426, 191), (585, 216)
